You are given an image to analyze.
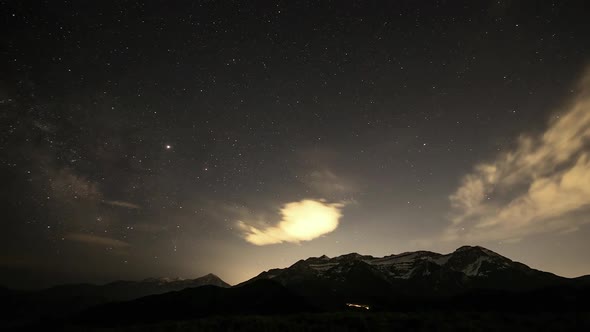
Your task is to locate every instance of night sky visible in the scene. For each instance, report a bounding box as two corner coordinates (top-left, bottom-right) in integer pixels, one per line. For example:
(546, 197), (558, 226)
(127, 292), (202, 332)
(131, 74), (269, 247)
(2, 1), (590, 288)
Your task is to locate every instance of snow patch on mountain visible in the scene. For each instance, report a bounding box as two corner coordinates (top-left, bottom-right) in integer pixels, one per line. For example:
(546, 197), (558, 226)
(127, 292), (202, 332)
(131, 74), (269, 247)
(462, 256), (492, 276)
(309, 262), (339, 272)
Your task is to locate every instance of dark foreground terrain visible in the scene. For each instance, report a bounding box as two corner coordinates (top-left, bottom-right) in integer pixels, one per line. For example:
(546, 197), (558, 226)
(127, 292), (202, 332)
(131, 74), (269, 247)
(28, 312), (590, 332)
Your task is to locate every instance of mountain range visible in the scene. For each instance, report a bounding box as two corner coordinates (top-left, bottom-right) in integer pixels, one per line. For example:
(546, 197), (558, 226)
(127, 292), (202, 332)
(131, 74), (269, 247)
(246, 245), (563, 297)
(3, 246), (590, 329)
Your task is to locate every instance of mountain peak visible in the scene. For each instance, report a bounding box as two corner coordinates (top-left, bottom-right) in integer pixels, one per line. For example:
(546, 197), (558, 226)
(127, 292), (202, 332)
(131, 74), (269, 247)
(455, 245), (482, 251)
(454, 245), (503, 257)
(336, 252), (366, 260)
(139, 274), (229, 287)
(195, 273), (231, 287)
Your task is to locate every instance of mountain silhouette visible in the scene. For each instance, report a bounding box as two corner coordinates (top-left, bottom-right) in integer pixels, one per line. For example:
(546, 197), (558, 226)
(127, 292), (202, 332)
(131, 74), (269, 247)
(68, 246), (590, 327)
(1, 273), (229, 326)
(3, 246), (590, 329)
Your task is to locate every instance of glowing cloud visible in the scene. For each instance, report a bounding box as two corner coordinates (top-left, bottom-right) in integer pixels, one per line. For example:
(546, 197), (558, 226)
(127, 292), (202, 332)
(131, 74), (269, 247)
(445, 70), (590, 243)
(237, 199), (345, 245)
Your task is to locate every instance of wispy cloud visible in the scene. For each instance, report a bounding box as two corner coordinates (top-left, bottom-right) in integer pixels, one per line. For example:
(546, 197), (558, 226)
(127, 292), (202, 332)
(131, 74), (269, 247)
(445, 70), (590, 243)
(65, 232), (131, 248)
(303, 169), (356, 196)
(237, 199), (345, 245)
(102, 200), (141, 209)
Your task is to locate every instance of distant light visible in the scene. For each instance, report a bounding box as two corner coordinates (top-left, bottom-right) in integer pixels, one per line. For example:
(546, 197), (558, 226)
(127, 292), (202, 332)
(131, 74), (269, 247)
(165, 145), (171, 149)
(346, 303), (370, 310)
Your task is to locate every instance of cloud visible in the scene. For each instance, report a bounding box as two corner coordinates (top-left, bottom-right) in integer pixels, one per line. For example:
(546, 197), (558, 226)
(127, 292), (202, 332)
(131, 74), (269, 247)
(237, 199), (345, 245)
(65, 232), (131, 248)
(102, 200), (141, 209)
(445, 69), (590, 243)
(303, 169), (356, 196)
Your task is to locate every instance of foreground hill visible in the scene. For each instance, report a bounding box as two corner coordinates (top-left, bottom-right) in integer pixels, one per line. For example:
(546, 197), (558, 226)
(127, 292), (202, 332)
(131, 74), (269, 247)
(76, 279), (312, 326)
(1, 273), (229, 326)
